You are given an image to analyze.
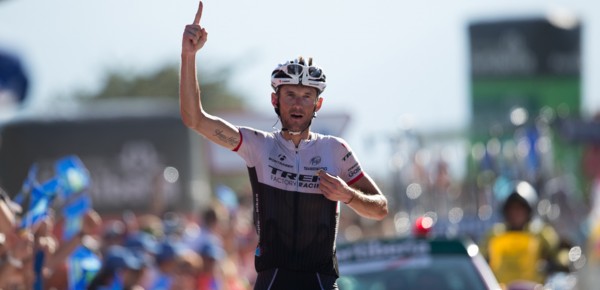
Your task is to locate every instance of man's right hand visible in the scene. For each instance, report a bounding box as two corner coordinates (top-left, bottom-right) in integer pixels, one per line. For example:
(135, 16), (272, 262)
(182, 1), (208, 56)
(179, 0), (240, 150)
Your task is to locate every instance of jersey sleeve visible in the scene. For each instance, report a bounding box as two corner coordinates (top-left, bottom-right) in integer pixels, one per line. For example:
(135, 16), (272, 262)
(334, 137), (364, 185)
(233, 126), (267, 168)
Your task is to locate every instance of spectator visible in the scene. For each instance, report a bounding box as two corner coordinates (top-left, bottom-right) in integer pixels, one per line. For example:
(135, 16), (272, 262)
(479, 181), (565, 286)
(101, 220), (127, 252)
(123, 228), (160, 288)
(88, 245), (148, 290)
(197, 238), (226, 290)
(171, 249), (203, 290)
(148, 240), (186, 290)
(162, 212), (186, 240)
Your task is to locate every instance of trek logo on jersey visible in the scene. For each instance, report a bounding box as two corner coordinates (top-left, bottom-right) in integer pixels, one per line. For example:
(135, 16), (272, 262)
(269, 166), (320, 188)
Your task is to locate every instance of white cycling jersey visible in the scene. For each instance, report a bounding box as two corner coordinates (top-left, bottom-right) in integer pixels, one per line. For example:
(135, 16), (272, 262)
(233, 127), (364, 277)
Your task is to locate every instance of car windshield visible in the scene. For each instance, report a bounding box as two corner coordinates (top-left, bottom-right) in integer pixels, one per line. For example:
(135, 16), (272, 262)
(338, 255), (488, 290)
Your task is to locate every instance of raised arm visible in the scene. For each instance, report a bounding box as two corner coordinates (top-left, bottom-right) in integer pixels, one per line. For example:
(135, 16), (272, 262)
(180, 1), (241, 150)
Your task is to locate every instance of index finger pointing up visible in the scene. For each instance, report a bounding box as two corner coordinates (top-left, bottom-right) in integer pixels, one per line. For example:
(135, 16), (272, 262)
(193, 1), (203, 24)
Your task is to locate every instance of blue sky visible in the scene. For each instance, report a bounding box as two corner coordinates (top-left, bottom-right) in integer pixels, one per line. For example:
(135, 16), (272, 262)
(1, 0), (598, 178)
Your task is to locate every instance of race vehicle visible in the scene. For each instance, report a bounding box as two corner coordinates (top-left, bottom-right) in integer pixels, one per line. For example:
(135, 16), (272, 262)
(336, 217), (502, 290)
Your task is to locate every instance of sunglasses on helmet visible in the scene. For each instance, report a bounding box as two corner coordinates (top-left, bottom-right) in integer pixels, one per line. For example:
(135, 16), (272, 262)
(284, 64), (324, 79)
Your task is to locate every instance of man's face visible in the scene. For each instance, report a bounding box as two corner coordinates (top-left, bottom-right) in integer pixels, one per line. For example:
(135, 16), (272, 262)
(272, 85), (322, 133)
(505, 201), (530, 230)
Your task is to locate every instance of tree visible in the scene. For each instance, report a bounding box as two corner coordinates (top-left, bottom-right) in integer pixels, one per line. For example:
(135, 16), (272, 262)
(76, 63), (246, 112)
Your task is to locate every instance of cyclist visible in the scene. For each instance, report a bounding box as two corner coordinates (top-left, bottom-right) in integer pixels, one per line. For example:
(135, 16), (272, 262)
(179, 2), (388, 289)
(479, 180), (562, 286)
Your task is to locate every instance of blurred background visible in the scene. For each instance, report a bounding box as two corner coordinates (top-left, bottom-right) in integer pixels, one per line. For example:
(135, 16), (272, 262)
(1, 0), (600, 287)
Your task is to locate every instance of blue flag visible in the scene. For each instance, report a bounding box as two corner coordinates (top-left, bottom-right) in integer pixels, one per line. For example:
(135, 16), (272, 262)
(55, 156), (95, 290)
(14, 163), (39, 205)
(19, 178), (59, 229)
(68, 246), (102, 290)
(55, 155), (90, 200)
(62, 193), (92, 240)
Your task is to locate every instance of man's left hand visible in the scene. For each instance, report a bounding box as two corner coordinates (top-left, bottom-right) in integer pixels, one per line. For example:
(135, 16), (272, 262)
(317, 170), (354, 204)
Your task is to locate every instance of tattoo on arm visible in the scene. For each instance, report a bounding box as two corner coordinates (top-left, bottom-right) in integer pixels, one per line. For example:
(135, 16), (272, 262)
(213, 129), (239, 146)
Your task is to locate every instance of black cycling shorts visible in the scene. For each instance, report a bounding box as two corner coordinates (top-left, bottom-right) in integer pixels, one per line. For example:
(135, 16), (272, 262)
(254, 268), (339, 290)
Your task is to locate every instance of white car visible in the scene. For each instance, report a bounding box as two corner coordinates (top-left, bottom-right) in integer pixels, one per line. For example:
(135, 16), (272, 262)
(337, 237), (502, 290)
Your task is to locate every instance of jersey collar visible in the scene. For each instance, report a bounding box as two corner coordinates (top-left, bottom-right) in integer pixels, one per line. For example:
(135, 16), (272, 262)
(276, 131), (317, 150)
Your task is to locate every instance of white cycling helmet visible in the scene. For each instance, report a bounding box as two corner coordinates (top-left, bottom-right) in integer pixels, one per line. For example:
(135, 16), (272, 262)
(500, 181), (538, 217)
(271, 56), (326, 95)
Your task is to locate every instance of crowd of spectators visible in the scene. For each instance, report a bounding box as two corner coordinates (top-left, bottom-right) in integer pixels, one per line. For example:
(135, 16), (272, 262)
(0, 184), (258, 290)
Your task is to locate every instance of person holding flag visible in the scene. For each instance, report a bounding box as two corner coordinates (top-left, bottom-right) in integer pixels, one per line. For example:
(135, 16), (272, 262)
(1, 155), (102, 290)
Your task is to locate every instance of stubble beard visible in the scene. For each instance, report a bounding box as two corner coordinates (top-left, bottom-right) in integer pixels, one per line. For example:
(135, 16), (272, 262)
(281, 115), (311, 133)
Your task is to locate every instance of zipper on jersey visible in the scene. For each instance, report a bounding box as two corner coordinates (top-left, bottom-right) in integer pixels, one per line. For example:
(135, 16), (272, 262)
(292, 148), (300, 255)
(294, 148), (301, 192)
